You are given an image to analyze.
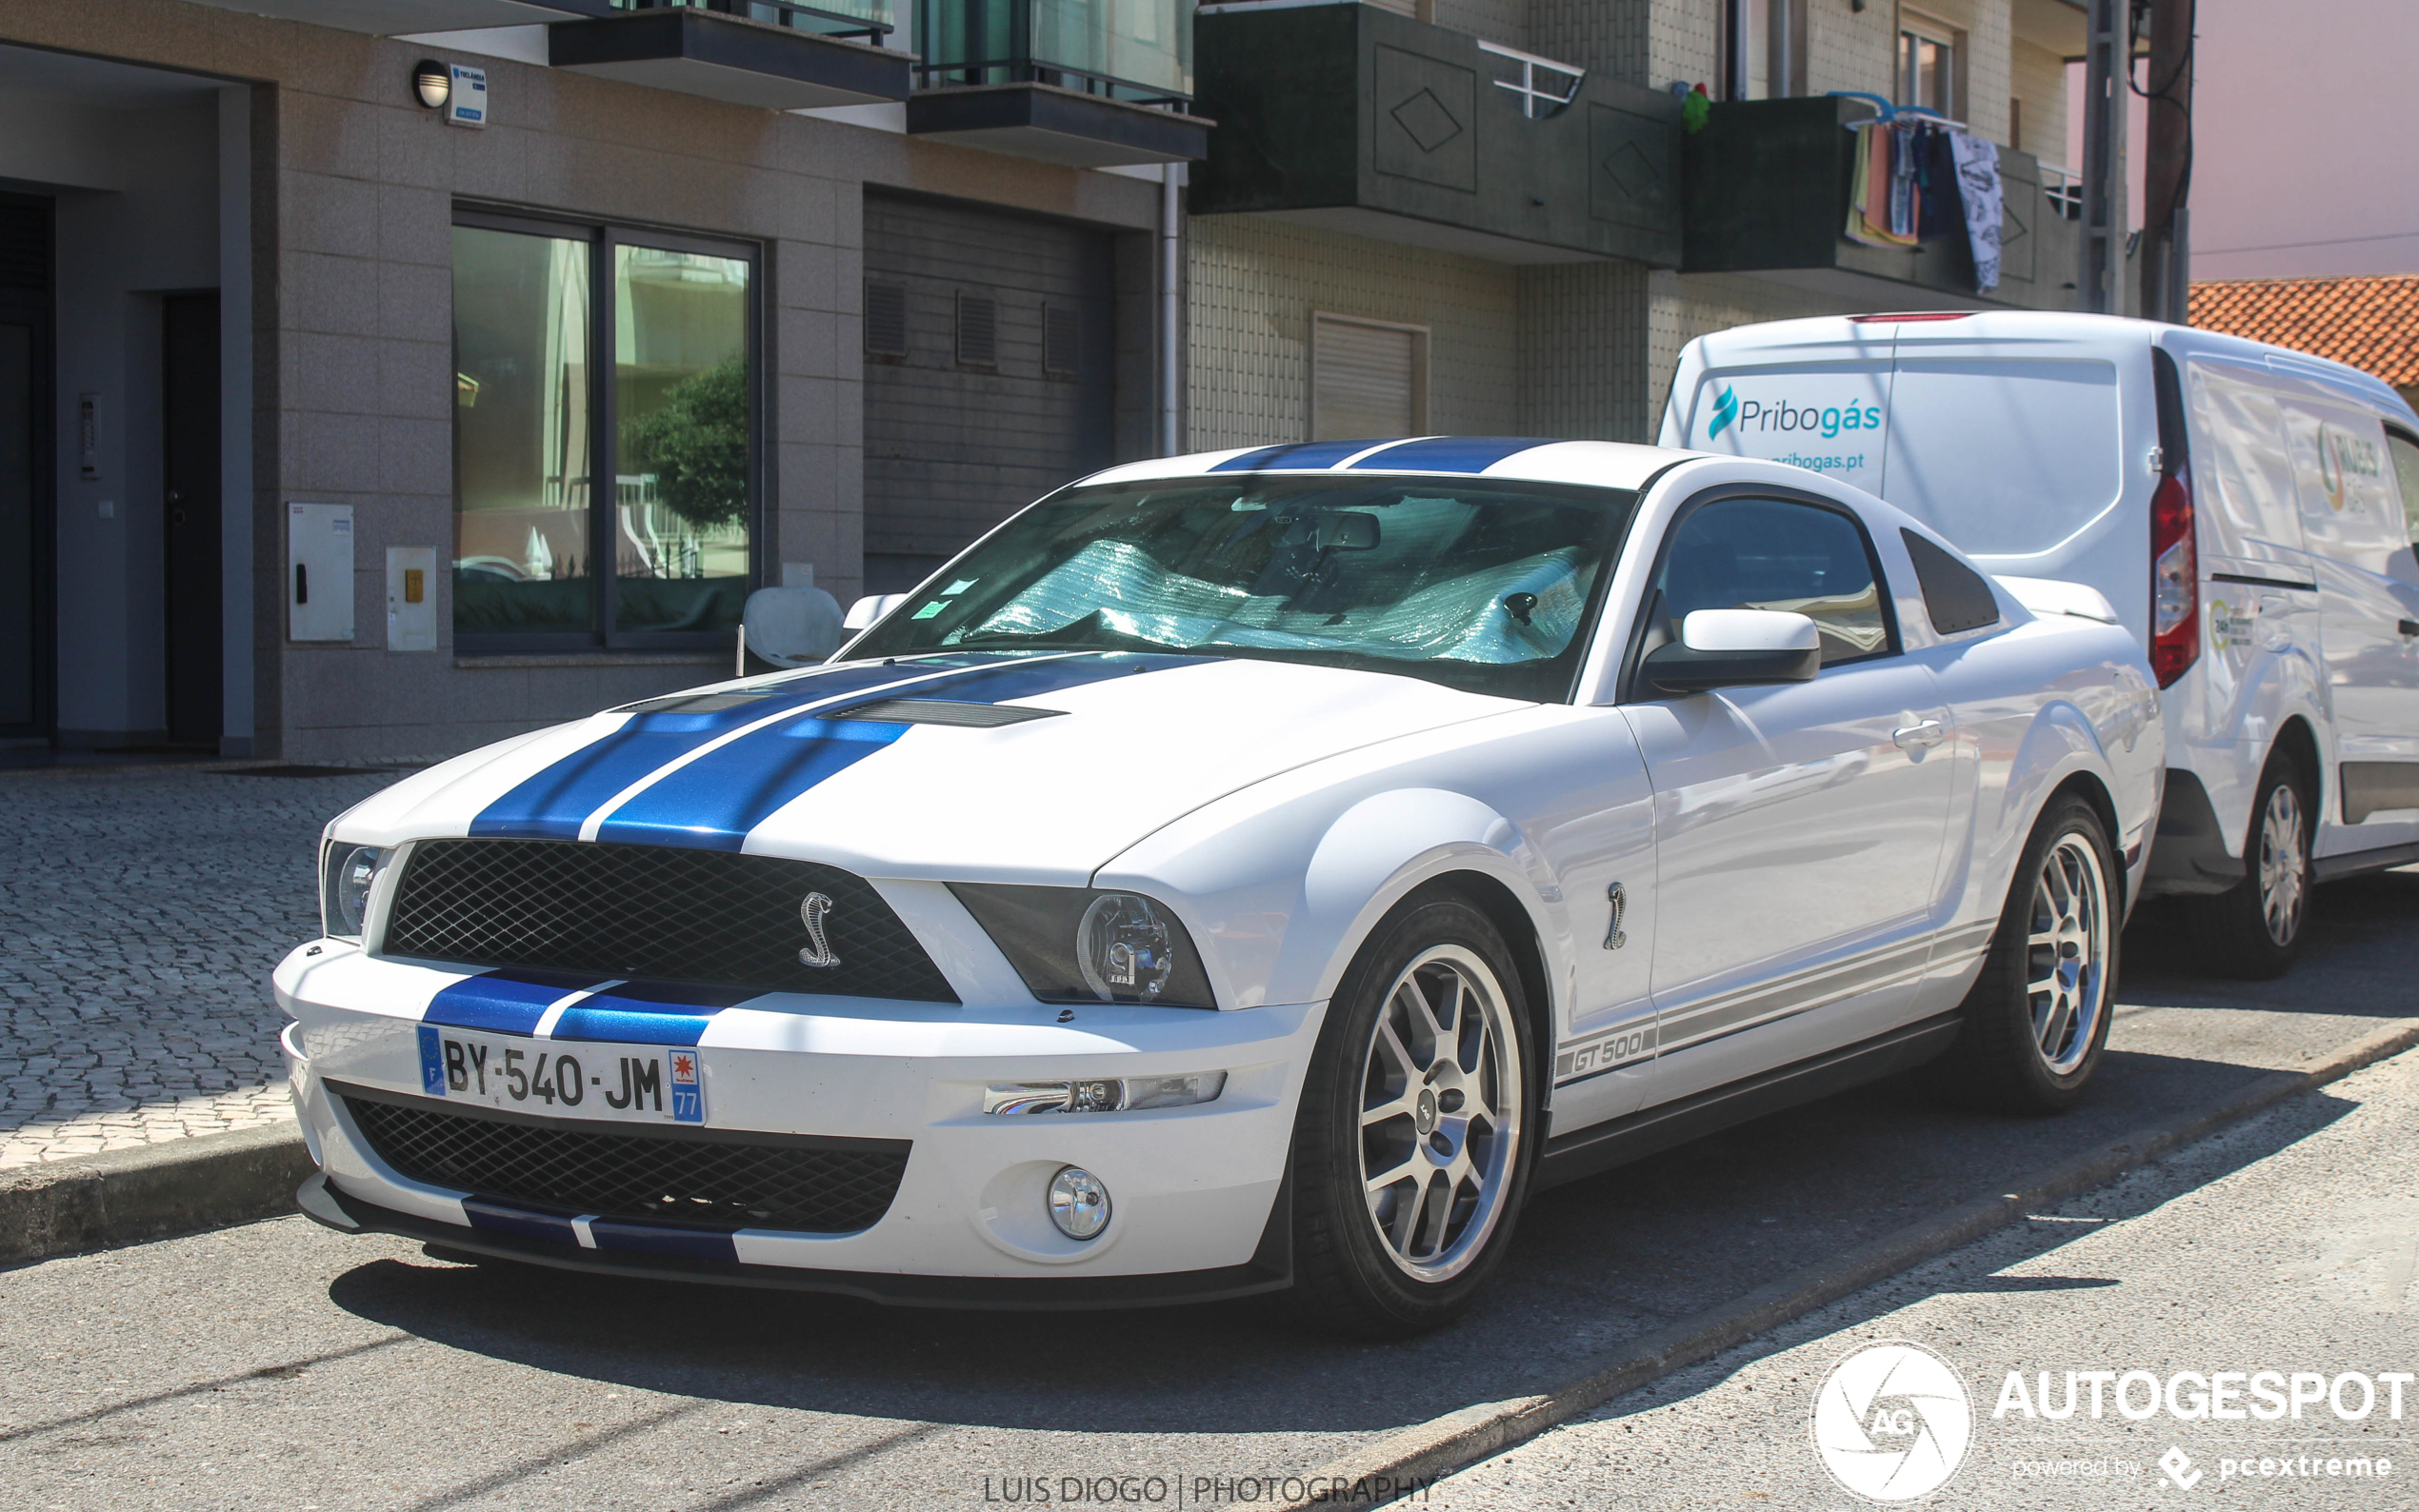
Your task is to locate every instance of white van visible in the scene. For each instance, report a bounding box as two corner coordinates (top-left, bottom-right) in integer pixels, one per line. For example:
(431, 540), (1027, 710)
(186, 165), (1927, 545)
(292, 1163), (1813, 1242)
(1661, 311), (2419, 978)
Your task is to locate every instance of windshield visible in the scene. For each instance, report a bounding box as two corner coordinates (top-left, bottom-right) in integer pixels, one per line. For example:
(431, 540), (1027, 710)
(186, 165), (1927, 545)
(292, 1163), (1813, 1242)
(848, 475), (1639, 701)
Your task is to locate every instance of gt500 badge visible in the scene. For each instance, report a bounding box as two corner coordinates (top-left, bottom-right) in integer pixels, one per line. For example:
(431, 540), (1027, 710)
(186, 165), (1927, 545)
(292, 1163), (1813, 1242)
(1556, 1025), (1654, 1082)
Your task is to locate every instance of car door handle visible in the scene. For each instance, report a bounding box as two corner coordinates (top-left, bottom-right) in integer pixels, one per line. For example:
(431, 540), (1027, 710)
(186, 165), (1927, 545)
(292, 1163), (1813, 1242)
(1892, 719), (1946, 750)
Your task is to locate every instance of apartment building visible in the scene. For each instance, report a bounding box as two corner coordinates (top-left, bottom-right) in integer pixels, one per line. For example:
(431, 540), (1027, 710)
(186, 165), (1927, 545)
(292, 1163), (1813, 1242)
(1185, 0), (2103, 449)
(0, 0), (1199, 759)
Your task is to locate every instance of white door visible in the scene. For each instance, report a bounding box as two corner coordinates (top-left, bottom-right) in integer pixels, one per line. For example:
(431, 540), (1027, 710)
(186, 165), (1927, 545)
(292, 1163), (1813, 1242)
(1619, 494), (1957, 1102)
(2278, 390), (2419, 844)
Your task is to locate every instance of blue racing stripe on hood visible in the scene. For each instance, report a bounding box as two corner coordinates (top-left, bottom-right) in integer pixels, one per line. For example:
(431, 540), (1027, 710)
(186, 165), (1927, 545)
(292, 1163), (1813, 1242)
(468, 662), (930, 843)
(548, 981), (760, 1047)
(1347, 436), (1557, 472)
(590, 652), (1205, 850)
(1210, 439), (1408, 471)
(422, 969), (598, 1036)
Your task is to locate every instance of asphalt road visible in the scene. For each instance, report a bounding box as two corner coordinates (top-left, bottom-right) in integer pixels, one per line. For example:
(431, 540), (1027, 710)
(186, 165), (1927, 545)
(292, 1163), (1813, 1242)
(1429, 1028), (2419, 1509)
(6, 873), (2419, 1512)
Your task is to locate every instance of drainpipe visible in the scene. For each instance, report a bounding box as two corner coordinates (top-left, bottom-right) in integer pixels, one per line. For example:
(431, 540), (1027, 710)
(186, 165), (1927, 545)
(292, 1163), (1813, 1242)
(1160, 162), (1182, 456)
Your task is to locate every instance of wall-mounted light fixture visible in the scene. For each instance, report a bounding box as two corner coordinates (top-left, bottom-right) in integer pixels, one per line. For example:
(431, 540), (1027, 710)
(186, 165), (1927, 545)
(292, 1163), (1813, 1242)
(412, 59), (451, 110)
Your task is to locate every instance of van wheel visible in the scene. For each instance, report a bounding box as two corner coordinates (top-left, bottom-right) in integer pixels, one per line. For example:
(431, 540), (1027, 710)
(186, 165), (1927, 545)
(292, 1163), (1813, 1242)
(1284, 895), (1537, 1340)
(1940, 795), (2118, 1114)
(2181, 758), (2310, 981)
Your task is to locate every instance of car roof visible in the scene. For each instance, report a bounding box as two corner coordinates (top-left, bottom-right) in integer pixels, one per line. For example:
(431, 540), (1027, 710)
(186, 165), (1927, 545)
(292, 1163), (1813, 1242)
(1074, 438), (1689, 493)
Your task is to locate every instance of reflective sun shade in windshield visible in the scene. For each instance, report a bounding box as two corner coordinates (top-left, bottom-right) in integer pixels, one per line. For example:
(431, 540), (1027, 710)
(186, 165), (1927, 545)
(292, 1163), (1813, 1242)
(849, 476), (1641, 702)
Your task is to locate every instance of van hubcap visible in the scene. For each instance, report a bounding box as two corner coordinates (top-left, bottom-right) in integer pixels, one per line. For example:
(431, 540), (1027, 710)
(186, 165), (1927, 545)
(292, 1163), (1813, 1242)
(2257, 783), (2307, 946)
(2028, 834), (2109, 1076)
(1357, 945), (1523, 1283)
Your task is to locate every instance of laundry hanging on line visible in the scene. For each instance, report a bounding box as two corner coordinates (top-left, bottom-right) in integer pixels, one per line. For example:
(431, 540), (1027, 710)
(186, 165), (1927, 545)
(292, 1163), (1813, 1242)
(1844, 118), (2004, 291)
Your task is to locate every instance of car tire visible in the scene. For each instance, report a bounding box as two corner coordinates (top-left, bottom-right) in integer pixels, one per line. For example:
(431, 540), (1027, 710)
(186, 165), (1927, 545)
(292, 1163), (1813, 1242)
(1283, 892), (1540, 1339)
(1940, 794), (2120, 1115)
(2179, 757), (2312, 981)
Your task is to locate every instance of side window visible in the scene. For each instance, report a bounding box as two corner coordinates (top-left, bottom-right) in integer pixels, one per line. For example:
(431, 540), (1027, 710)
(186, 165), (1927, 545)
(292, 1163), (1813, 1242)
(1647, 497), (1897, 667)
(1901, 528), (2003, 634)
(2388, 429), (2419, 555)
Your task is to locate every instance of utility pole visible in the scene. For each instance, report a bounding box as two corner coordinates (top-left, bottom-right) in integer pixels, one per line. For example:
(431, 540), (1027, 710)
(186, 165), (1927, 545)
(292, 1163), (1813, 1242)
(2078, 0), (2130, 315)
(2140, 0), (2195, 324)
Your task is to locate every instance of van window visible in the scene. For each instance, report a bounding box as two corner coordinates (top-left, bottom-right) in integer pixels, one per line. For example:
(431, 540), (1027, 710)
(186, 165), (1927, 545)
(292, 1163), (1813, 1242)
(2189, 363), (2306, 565)
(2388, 430), (2419, 550)
(1880, 360), (2122, 556)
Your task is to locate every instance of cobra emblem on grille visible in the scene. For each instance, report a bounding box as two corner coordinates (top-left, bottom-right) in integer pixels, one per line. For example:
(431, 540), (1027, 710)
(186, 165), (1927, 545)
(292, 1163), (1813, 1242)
(798, 892), (840, 968)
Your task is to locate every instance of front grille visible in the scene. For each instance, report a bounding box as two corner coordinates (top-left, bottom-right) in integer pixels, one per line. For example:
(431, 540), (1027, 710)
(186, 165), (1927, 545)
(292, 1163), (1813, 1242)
(383, 839), (958, 1003)
(340, 1086), (910, 1234)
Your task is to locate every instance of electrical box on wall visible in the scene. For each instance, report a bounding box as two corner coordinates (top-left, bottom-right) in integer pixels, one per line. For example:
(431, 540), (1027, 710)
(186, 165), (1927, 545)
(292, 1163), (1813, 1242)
(386, 547), (437, 652)
(289, 503), (354, 644)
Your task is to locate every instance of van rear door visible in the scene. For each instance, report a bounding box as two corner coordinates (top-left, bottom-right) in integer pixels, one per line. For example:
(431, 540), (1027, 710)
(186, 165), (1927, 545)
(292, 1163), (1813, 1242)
(1873, 317), (2148, 635)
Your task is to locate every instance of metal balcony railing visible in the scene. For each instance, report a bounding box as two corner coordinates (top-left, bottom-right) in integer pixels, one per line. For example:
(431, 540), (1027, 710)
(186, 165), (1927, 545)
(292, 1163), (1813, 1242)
(611, 0), (893, 43)
(915, 0), (1192, 104)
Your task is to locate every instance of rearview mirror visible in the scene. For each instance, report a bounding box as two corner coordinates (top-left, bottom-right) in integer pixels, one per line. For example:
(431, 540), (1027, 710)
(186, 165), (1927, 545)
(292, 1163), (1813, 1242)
(843, 593), (909, 630)
(1640, 609), (1822, 694)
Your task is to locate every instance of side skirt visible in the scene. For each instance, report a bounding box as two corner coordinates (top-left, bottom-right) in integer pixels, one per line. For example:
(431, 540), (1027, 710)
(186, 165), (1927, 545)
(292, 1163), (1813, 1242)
(1532, 1010), (1965, 1192)
(2313, 839), (2419, 884)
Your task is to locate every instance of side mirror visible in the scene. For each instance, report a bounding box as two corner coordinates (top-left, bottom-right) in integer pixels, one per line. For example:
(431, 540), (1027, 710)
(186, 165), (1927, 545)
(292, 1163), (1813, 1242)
(843, 592), (909, 631)
(1640, 609), (1822, 694)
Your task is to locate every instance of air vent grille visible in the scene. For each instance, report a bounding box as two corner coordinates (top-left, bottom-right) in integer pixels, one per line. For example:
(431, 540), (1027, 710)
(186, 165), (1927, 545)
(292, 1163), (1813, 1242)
(864, 279), (908, 357)
(1044, 304), (1079, 376)
(955, 291), (997, 368)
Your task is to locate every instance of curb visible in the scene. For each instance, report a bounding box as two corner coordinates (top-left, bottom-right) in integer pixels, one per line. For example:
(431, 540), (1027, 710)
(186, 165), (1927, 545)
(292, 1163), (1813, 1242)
(0, 1122), (312, 1267)
(1268, 1017), (2419, 1510)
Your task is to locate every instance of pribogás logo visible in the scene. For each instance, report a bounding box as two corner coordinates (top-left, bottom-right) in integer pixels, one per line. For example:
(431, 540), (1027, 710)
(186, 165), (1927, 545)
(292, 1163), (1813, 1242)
(1811, 1341), (1974, 1502)
(1709, 384), (1741, 438)
(1701, 385), (1882, 442)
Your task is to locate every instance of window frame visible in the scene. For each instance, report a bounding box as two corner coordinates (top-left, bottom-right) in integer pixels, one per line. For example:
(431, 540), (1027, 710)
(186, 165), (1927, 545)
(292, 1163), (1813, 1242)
(1616, 484), (1905, 704)
(1896, 11), (1963, 117)
(2383, 425), (2419, 562)
(450, 203), (765, 655)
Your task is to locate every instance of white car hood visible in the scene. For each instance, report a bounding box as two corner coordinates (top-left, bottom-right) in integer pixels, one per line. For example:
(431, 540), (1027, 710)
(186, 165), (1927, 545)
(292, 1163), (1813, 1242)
(336, 652), (1528, 884)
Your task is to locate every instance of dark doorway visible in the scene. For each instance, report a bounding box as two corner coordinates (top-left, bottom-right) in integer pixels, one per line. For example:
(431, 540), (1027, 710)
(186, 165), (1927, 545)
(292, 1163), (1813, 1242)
(161, 293), (221, 746)
(0, 192), (50, 738)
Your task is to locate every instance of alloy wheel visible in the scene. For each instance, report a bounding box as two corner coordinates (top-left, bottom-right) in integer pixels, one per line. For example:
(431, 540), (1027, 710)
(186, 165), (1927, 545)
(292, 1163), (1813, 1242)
(1356, 945), (1524, 1283)
(2256, 782), (2307, 946)
(2027, 833), (2110, 1076)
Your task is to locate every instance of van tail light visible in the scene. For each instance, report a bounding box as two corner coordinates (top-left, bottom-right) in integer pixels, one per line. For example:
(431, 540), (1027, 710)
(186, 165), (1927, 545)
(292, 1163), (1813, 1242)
(2149, 469), (2198, 687)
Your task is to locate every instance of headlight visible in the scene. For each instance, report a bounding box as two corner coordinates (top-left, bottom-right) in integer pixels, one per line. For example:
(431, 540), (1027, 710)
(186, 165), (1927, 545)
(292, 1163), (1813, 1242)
(950, 885), (1216, 1007)
(320, 842), (390, 941)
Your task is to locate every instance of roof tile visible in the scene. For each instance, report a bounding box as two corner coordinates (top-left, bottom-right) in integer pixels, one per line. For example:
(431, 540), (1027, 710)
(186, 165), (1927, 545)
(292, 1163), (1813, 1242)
(2190, 274), (2419, 388)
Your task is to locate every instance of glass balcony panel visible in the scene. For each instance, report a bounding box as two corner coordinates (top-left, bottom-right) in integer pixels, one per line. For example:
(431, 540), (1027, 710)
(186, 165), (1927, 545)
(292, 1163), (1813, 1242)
(1030, 0), (1190, 97)
(611, 0), (895, 40)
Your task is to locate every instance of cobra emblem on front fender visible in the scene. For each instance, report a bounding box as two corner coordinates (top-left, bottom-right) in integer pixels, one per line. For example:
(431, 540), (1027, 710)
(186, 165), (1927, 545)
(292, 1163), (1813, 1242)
(798, 892), (840, 968)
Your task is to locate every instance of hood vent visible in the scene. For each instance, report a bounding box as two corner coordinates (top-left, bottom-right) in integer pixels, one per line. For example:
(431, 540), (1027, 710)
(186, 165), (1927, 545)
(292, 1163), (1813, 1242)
(833, 699), (1064, 727)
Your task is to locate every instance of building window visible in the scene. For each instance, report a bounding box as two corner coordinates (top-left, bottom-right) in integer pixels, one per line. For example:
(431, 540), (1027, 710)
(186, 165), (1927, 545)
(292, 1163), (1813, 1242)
(450, 209), (758, 650)
(1898, 14), (1959, 116)
(1723, 0), (1804, 101)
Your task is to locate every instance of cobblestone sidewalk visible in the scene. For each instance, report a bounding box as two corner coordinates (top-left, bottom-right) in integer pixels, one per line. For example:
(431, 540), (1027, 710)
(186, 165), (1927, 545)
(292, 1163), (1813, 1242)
(1, 765), (406, 1167)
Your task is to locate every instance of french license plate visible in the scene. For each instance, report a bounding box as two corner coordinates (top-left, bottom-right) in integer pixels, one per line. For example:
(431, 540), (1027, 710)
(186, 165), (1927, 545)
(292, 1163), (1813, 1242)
(415, 1025), (704, 1124)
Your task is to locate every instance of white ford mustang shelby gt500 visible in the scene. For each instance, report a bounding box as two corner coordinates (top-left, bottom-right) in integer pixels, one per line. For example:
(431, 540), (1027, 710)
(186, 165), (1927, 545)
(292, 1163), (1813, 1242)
(280, 438), (2162, 1336)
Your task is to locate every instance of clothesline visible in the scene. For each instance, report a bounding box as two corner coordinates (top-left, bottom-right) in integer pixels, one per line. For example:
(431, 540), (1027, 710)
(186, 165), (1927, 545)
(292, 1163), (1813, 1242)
(1841, 106), (2005, 292)
(1827, 90), (1971, 134)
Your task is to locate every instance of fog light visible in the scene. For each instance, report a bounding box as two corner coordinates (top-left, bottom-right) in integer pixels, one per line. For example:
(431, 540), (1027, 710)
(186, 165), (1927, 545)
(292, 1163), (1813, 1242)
(1047, 1165), (1110, 1240)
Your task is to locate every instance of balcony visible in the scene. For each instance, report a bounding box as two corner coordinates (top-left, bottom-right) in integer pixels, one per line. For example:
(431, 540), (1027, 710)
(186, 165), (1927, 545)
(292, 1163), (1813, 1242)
(1187, 3), (1682, 267)
(550, 1), (910, 109)
(907, 0), (1210, 166)
(176, 0), (615, 30)
(1680, 96), (2076, 309)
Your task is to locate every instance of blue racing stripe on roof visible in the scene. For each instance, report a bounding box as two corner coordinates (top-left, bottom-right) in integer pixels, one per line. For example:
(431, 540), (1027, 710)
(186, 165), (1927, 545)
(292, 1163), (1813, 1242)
(1346, 436), (1558, 472)
(422, 969), (598, 1036)
(590, 653), (1202, 850)
(467, 661), (931, 843)
(1210, 439), (1409, 471)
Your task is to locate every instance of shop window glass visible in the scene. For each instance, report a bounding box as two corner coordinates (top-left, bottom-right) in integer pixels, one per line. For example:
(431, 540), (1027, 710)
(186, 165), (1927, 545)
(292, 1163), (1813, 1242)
(452, 226), (593, 636)
(613, 245), (751, 634)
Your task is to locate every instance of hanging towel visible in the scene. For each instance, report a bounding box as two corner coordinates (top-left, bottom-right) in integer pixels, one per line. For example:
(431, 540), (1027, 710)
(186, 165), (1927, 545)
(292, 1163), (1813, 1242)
(1948, 131), (2004, 290)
